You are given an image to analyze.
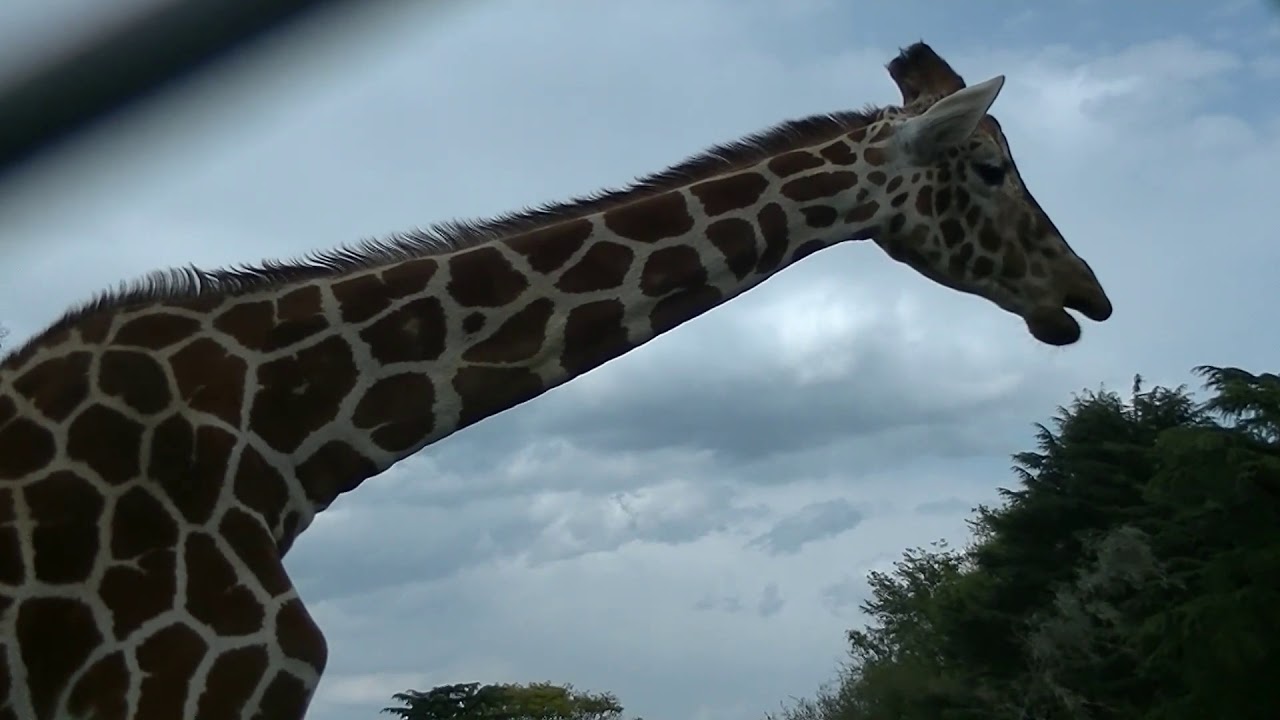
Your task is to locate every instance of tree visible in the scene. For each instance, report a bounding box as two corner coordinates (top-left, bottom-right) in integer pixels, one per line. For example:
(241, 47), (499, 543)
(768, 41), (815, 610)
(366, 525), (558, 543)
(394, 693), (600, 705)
(768, 366), (1280, 720)
(382, 681), (628, 720)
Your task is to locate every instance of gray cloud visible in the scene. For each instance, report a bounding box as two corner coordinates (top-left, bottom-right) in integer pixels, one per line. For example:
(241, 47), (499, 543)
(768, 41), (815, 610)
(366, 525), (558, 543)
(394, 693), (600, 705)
(757, 583), (785, 618)
(694, 593), (745, 614)
(3, 3), (1277, 720)
(820, 575), (869, 616)
(914, 497), (976, 516)
(748, 499), (867, 555)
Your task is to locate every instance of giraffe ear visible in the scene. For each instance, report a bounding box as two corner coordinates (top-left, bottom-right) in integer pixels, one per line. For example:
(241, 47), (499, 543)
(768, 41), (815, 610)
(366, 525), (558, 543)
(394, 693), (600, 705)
(896, 75), (1005, 160)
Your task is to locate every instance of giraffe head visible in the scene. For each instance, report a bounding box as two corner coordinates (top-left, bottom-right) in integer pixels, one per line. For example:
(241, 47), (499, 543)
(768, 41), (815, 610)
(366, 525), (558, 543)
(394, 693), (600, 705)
(868, 44), (1111, 345)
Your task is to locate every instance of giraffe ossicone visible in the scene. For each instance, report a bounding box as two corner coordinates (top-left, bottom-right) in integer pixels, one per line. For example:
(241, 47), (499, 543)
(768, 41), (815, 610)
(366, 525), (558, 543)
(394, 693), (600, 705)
(0, 42), (1110, 719)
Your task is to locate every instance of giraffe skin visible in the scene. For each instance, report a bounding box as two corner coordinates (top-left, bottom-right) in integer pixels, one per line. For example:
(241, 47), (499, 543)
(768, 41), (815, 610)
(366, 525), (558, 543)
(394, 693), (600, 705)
(0, 43), (1111, 719)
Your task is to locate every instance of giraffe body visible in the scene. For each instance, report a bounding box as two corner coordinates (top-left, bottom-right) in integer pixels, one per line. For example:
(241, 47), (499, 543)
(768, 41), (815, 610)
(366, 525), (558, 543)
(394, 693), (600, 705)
(0, 44), (1110, 719)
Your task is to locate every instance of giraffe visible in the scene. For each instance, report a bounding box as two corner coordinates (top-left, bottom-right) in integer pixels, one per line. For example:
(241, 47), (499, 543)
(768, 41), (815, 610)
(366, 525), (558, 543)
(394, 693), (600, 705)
(0, 42), (1110, 719)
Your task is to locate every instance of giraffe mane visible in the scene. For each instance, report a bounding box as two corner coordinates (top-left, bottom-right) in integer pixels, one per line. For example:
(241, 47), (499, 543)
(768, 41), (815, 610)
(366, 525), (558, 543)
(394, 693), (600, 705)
(8, 107), (885, 361)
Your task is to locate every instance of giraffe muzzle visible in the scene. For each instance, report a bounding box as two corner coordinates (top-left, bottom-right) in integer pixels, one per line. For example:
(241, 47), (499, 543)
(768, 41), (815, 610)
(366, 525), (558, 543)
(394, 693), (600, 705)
(1064, 289), (1113, 322)
(1025, 307), (1082, 346)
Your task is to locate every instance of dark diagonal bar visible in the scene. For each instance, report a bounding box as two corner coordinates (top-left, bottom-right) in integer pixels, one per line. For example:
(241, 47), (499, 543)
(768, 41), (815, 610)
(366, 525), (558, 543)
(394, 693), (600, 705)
(0, 0), (353, 180)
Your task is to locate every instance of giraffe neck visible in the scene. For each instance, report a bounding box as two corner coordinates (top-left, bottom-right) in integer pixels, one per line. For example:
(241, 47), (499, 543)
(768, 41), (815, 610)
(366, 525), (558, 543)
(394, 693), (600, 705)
(277, 116), (900, 518)
(0, 112), (902, 555)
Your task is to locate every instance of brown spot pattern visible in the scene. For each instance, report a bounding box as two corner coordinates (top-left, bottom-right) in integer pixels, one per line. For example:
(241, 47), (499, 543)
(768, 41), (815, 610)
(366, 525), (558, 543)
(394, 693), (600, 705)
(233, 446), (290, 537)
(275, 598), (327, 664)
(185, 532), (264, 635)
(359, 297), (447, 365)
(705, 218), (758, 281)
(556, 242), (634, 293)
(147, 413), (194, 488)
(0, 491), (23, 585)
(169, 338), (247, 427)
(755, 203), (790, 274)
(111, 485), (179, 560)
(945, 242), (973, 276)
(77, 314), (113, 345)
(447, 247), (529, 307)
(780, 171), (857, 202)
(276, 285), (324, 318)
(68, 651), (130, 720)
(167, 426), (234, 525)
(651, 287), (723, 335)
(464, 299), (554, 364)
(252, 336), (356, 453)
(888, 213), (907, 235)
(1002, 247), (1027, 279)
(135, 623), (207, 719)
(99, 549), (176, 637)
(0, 651), (11, 720)
(25, 471), (101, 584)
(219, 508), (292, 595)
(213, 301), (277, 350)
(862, 146), (888, 165)
(352, 374), (436, 453)
(973, 255), (995, 279)
(66, 405), (142, 485)
(198, 646), (269, 718)
(13, 351), (91, 422)
(940, 219), (965, 248)
(801, 206), (838, 228)
(379, 258), (438, 296)
(790, 239), (827, 264)
(561, 300), (630, 376)
(115, 313), (201, 350)
(453, 366), (544, 427)
(641, 246), (706, 297)
(935, 187), (952, 214)
(15, 597), (101, 718)
(510, 218), (593, 274)
(258, 673), (313, 720)
(767, 151), (825, 177)
(0, 416), (55, 477)
(689, 173), (770, 216)
(602, 192), (694, 243)
(331, 273), (392, 324)
(915, 186), (934, 216)
(819, 141), (858, 165)
(979, 222), (1003, 252)
(686, 170), (762, 215)
(99, 350), (171, 415)
(296, 441), (376, 507)
(846, 201), (879, 224)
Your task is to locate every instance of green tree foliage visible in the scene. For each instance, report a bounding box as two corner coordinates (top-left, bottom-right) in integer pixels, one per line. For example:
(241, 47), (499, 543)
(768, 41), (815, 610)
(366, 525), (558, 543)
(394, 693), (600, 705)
(382, 681), (628, 720)
(769, 366), (1280, 720)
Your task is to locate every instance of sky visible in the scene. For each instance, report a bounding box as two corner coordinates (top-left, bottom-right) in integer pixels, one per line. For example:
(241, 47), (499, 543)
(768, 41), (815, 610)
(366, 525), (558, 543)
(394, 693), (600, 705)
(1, 1), (1278, 719)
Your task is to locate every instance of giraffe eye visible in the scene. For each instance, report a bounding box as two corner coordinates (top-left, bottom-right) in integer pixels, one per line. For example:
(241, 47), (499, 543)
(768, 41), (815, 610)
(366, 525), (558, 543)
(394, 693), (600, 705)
(974, 162), (1007, 186)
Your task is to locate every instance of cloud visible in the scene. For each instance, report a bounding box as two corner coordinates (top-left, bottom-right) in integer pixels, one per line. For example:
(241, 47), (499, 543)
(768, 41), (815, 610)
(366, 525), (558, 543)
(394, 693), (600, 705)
(820, 575), (869, 616)
(748, 499), (867, 555)
(914, 497), (975, 516)
(757, 582), (786, 618)
(2, 3), (1277, 720)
